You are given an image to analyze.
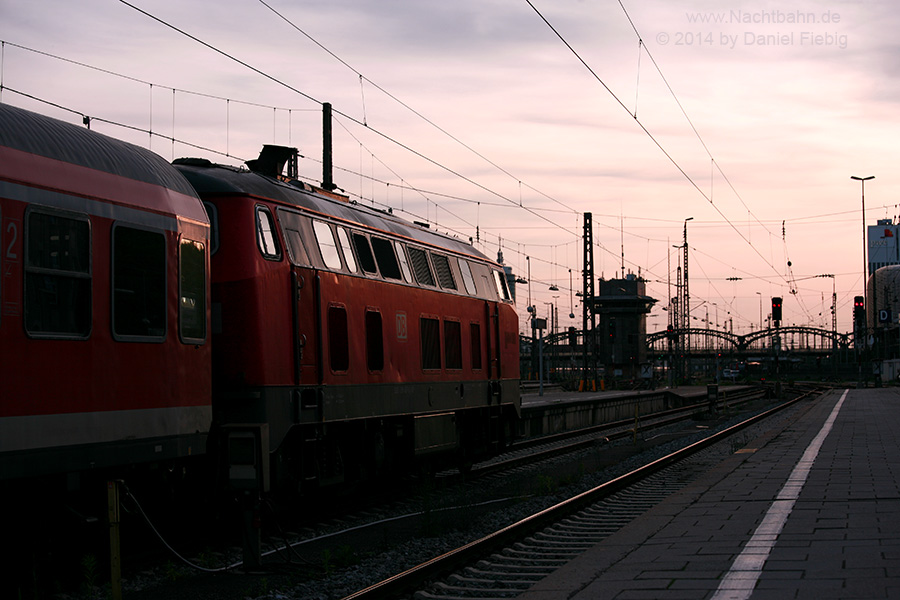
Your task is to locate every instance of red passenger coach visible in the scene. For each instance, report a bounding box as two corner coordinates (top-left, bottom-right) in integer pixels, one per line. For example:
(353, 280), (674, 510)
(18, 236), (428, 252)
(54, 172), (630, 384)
(0, 104), (211, 482)
(175, 146), (520, 491)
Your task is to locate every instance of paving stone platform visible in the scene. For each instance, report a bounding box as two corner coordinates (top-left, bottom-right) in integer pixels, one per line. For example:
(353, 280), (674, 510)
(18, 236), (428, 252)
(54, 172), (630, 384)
(519, 387), (900, 599)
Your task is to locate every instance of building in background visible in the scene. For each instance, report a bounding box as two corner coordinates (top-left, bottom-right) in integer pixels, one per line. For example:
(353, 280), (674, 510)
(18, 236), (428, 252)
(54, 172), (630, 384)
(868, 218), (900, 276)
(590, 274), (657, 380)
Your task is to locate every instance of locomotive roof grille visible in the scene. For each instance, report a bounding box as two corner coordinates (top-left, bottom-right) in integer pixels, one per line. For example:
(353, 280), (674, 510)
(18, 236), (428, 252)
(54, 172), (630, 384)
(174, 156), (495, 265)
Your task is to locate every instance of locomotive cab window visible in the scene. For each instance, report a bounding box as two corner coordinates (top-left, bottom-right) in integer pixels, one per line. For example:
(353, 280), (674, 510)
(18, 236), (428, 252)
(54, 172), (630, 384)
(180, 239), (207, 343)
(112, 225), (166, 340)
(256, 205), (281, 260)
(492, 269), (511, 301)
(313, 220), (342, 270)
(24, 209), (91, 338)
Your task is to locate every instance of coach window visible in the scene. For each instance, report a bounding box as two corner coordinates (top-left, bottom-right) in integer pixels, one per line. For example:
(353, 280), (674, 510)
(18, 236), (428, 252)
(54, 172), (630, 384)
(432, 253), (457, 290)
(459, 259), (477, 295)
(112, 225), (166, 339)
(365, 309), (384, 371)
(328, 305), (349, 371)
(313, 221), (342, 270)
(371, 237), (402, 280)
(394, 241), (413, 282)
(408, 246), (435, 287)
(420, 316), (441, 370)
(24, 209), (91, 338)
(202, 202), (219, 255)
(470, 322), (483, 370)
(336, 227), (357, 273)
(180, 239), (207, 342)
(444, 319), (462, 370)
(256, 206), (281, 260)
(352, 233), (378, 274)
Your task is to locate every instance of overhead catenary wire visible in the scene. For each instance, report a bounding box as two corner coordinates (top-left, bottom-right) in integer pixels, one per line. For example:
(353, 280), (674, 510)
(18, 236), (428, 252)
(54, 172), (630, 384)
(526, 1), (793, 292)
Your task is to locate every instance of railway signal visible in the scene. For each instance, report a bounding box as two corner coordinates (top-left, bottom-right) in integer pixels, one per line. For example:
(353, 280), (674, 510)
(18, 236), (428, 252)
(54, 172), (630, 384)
(771, 297), (783, 324)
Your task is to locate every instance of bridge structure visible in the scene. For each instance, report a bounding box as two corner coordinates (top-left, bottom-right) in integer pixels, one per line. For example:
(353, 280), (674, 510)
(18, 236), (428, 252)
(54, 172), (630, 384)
(521, 325), (858, 385)
(645, 325), (852, 357)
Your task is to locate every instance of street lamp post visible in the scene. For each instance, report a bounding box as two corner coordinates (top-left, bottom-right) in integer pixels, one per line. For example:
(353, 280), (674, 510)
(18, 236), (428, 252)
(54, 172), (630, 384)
(756, 291), (762, 331)
(852, 175), (874, 387)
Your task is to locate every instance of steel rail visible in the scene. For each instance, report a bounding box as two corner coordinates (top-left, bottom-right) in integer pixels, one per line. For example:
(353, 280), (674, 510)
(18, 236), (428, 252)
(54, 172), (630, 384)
(341, 387), (823, 600)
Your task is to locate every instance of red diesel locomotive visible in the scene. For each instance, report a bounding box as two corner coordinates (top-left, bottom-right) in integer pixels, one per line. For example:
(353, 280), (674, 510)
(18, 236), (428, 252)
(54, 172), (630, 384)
(175, 145), (520, 490)
(0, 103), (520, 492)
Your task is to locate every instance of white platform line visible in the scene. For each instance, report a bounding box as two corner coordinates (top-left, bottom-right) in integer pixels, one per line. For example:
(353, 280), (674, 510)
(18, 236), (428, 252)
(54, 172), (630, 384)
(710, 389), (848, 600)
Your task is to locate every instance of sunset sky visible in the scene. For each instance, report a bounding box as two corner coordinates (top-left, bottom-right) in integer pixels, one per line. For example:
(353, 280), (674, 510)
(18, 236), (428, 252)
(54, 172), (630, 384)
(2, 0), (897, 336)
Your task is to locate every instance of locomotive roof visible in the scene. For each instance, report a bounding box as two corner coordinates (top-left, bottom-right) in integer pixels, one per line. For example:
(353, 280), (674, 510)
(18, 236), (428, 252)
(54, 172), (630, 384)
(0, 103), (198, 198)
(174, 158), (493, 263)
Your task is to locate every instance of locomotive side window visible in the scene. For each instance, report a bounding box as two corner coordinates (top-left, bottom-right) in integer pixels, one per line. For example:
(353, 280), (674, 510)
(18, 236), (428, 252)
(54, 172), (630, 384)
(444, 319), (462, 370)
(256, 206), (281, 260)
(352, 233), (378, 274)
(336, 227), (357, 273)
(420, 316), (441, 370)
(394, 241), (413, 282)
(408, 247), (435, 287)
(371, 237), (402, 280)
(328, 305), (349, 371)
(470, 323), (483, 370)
(112, 225), (166, 340)
(180, 239), (207, 343)
(365, 309), (384, 371)
(431, 253), (457, 290)
(313, 221), (342, 270)
(24, 209), (91, 338)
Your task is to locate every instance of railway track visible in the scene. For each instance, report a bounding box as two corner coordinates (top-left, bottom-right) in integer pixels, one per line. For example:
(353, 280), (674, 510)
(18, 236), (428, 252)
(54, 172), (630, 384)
(340, 386), (822, 600)
(467, 385), (767, 479)
(110, 386), (777, 599)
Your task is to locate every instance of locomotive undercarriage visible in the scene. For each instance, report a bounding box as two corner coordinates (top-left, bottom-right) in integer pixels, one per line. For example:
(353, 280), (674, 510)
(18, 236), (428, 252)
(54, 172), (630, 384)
(215, 380), (519, 495)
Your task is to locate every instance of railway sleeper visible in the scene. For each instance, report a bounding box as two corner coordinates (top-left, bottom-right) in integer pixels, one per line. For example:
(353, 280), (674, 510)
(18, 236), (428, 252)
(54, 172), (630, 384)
(522, 535), (596, 549)
(429, 581), (530, 597)
(505, 546), (583, 559)
(533, 528), (606, 542)
(487, 553), (571, 567)
(473, 560), (557, 574)
(414, 591), (519, 600)
(462, 567), (547, 581)
(448, 574), (541, 587)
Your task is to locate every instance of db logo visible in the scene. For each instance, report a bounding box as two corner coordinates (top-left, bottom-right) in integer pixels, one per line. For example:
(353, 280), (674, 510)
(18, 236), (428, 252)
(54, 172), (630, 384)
(396, 312), (408, 341)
